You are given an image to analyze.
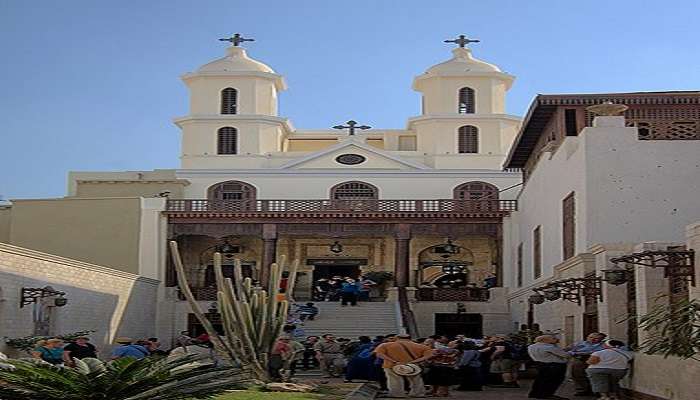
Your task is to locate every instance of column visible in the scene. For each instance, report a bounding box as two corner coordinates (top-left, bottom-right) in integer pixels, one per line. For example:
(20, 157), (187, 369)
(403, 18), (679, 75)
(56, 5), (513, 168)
(394, 223), (412, 288)
(495, 224), (503, 287)
(260, 223), (277, 285)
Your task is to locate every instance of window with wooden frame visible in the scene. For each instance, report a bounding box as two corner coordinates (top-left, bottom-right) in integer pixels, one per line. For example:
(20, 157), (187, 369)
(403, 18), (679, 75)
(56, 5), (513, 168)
(533, 226), (542, 279)
(453, 181), (498, 200)
(562, 192), (576, 260)
(458, 125), (479, 153)
(330, 181), (378, 200)
(564, 109), (579, 136)
(217, 127), (238, 155)
(517, 242), (523, 287)
(220, 88), (238, 114)
(207, 181), (256, 201)
(458, 87), (475, 114)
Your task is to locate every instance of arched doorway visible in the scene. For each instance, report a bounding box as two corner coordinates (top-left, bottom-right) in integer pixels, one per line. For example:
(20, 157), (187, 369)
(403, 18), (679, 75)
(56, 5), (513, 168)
(418, 242), (474, 288)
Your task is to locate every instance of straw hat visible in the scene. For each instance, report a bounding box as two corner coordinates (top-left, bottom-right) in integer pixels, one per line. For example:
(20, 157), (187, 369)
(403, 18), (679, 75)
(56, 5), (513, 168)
(392, 363), (422, 376)
(115, 337), (133, 344)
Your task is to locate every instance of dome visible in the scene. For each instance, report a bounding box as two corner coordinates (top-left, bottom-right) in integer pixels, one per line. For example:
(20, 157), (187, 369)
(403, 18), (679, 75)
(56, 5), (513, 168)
(425, 47), (501, 74)
(197, 46), (275, 73)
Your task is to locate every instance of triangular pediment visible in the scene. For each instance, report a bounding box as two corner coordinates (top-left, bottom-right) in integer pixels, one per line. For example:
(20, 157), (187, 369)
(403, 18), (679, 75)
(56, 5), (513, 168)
(280, 140), (428, 170)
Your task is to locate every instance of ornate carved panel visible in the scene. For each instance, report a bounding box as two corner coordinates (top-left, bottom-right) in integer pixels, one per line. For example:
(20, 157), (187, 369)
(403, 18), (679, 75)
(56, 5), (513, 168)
(171, 223), (262, 238)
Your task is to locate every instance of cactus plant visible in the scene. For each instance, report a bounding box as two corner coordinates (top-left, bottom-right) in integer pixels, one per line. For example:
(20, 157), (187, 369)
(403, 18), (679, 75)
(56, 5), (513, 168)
(169, 240), (298, 381)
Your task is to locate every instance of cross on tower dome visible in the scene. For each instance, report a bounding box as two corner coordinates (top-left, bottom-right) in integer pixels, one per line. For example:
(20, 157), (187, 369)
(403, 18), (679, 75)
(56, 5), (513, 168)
(219, 33), (255, 47)
(444, 35), (480, 48)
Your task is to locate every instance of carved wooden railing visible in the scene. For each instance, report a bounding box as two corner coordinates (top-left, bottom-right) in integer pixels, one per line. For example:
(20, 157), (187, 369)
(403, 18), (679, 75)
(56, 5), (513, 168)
(416, 287), (490, 302)
(166, 199), (517, 214)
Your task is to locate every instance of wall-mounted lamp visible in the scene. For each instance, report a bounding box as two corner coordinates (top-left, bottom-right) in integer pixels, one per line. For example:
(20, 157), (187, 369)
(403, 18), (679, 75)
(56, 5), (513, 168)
(456, 303), (466, 314)
(330, 241), (343, 254)
(20, 286), (68, 308)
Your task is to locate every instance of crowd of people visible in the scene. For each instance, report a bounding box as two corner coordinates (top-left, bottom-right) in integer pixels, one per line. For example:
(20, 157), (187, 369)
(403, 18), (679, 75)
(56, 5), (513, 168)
(16, 311), (633, 400)
(266, 326), (633, 400)
(27, 333), (216, 367)
(312, 275), (376, 304)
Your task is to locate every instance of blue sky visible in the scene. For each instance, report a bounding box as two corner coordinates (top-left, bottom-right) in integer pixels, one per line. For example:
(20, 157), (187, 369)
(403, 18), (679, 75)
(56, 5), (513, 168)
(1, 0), (699, 199)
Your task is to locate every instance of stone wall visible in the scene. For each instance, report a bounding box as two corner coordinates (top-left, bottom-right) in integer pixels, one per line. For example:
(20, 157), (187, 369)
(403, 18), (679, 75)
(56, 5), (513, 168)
(0, 243), (159, 357)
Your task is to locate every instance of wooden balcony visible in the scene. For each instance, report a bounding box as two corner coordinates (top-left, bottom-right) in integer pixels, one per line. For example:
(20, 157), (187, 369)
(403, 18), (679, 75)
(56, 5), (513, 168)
(416, 287), (490, 302)
(165, 199), (517, 219)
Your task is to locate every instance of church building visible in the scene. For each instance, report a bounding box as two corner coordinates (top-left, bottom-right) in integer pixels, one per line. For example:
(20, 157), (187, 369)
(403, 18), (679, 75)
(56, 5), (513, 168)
(2, 37), (699, 394)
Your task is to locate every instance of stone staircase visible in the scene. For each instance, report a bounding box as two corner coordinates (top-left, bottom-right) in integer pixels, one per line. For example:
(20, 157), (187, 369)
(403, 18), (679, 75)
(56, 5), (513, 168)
(294, 301), (402, 339)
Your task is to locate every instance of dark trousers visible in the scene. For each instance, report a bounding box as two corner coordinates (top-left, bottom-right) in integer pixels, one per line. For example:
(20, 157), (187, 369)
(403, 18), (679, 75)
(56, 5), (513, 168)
(457, 366), (483, 391)
(571, 357), (593, 393)
(341, 292), (357, 306)
(302, 350), (319, 370)
(529, 362), (567, 399)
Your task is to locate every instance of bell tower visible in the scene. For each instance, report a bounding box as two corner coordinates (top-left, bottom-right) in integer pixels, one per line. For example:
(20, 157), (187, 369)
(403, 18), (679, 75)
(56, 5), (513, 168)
(175, 34), (289, 168)
(409, 36), (521, 169)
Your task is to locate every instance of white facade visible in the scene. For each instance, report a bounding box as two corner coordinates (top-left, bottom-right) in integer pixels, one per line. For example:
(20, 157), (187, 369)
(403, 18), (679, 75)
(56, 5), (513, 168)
(164, 43), (522, 196)
(503, 116), (700, 292)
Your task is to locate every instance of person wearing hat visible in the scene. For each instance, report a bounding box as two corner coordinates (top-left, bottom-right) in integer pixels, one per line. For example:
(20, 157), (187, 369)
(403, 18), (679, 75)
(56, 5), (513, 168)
(374, 333), (433, 398)
(111, 337), (149, 360)
(63, 336), (97, 366)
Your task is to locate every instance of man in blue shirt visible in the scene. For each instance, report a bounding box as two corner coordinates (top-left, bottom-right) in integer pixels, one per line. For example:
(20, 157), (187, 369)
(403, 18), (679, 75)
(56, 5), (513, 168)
(566, 332), (607, 396)
(340, 279), (361, 306)
(111, 337), (150, 360)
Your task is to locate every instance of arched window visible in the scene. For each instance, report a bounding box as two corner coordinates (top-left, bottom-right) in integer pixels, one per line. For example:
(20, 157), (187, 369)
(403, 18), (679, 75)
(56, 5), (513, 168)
(458, 87), (475, 114)
(458, 125), (478, 153)
(454, 181), (498, 200)
(217, 127), (238, 155)
(221, 88), (238, 114)
(208, 181), (256, 201)
(330, 181), (379, 199)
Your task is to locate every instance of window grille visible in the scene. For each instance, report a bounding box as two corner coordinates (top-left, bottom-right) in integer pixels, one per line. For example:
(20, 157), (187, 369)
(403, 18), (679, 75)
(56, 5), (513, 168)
(533, 226), (542, 279)
(208, 181), (256, 201)
(221, 88), (238, 114)
(458, 125), (478, 153)
(626, 264), (638, 348)
(517, 243), (523, 287)
(453, 181), (498, 200)
(330, 181), (378, 199)
(458, 87), (475, 114)
(562, 192), (575, 260)
(217, 127), (238, 155)
(398, 136), (417, 151)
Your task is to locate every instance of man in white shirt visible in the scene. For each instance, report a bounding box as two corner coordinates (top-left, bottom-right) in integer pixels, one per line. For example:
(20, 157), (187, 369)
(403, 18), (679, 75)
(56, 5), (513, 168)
(527, 335), (570, 400)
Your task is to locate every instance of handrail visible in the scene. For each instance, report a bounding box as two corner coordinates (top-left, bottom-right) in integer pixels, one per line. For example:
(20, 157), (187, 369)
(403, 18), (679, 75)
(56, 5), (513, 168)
(166, 199), (517, 213)
(397, 287), (419, 338)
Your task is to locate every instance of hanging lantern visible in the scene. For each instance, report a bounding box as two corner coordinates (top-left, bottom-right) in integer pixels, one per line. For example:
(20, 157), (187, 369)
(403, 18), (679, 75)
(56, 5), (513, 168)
(54, 296), (68, 307)
(603, 269), (629, 285)
(443, 238), (458, 254)
(542, 287), (562, 301)
(528, 293), (545, 304)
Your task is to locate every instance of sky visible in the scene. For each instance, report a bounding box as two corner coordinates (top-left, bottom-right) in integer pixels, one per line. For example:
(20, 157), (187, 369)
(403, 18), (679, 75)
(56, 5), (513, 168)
(1, 0), (699, 199)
